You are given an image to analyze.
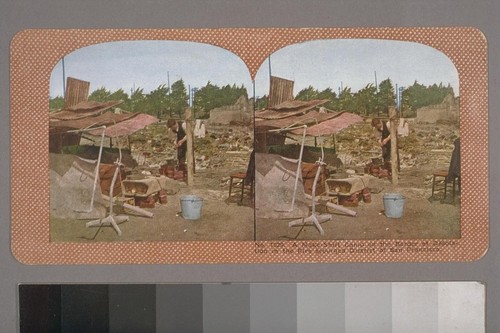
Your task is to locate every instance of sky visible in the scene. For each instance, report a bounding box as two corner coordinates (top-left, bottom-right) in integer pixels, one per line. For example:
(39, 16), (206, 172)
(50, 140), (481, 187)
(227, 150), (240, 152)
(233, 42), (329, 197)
(255, 39), (459, 98)
(49, 40), (253, 99)
(50, 39), (459, 100)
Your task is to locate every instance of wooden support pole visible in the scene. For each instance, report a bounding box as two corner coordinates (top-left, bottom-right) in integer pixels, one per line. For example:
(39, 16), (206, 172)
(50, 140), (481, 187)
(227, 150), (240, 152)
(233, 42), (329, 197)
(389, 106), (398, 185)
(185, 107), (194, 186)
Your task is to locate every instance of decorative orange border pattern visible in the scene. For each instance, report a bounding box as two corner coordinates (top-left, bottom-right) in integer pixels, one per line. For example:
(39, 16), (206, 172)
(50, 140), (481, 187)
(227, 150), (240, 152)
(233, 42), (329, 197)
(10, 28), (488, 264)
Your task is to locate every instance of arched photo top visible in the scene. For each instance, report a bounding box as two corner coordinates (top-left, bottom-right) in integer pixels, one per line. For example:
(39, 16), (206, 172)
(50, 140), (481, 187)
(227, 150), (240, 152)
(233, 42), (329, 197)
(48, 39), (258, 244)
(254, 38), (459, 100)
(49, 40), (254, 100)
(253, 38), (461, 244)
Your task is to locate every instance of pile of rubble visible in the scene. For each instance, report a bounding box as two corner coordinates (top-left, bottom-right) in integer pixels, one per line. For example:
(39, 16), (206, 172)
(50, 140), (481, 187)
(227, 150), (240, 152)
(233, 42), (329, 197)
(127, 119), (457, 175)
(331, 121), (459, 171)
(128, 122), (253, 173)
(120, 119), (458, 208)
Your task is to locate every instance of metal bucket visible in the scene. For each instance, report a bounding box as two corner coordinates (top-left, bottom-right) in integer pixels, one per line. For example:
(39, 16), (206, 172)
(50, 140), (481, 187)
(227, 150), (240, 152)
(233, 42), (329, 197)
(383, 193), (405, 218)
(180, 195), (204, 220)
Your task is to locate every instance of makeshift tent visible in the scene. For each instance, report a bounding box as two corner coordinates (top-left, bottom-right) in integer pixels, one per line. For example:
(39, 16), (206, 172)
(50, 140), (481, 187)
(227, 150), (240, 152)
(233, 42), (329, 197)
(254, 99), (363, 221)
(49, 100), (159, 153)
(49, 100), (159, 226)
(50, 153), (107, 220)
(255, 152), (310, 219)
(255, 100), (363, 150)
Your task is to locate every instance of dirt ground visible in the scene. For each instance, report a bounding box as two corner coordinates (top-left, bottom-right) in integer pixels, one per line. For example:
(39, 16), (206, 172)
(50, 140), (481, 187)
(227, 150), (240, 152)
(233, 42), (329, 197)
(50, 120), (460, 243)
(51, 169), (255, 243)
(256, 165), (460, 241)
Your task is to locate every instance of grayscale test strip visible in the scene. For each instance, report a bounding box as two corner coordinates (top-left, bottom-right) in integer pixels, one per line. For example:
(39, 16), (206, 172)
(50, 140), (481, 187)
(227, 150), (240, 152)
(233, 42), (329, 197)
(19, 282), (484, 333)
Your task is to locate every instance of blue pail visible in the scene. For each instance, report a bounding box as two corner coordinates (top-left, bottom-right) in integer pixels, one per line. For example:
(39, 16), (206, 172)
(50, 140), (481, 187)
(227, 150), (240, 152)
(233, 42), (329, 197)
(180, 195), (204, 220)
(383, 193), (405, 218)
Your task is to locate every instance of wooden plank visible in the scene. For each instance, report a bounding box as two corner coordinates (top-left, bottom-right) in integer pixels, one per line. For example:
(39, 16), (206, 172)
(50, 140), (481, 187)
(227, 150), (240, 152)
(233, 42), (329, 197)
(63, 77), (90, 108)
(185, 107), (194, 186)
(389, 106), (399, 185)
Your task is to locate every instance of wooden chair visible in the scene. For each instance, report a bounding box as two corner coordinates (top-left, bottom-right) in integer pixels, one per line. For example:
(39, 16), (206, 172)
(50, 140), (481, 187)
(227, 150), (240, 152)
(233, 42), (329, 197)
(228, 151), (255, 202)
(431, 170), (458, 201)
(229, 172), (252, 202)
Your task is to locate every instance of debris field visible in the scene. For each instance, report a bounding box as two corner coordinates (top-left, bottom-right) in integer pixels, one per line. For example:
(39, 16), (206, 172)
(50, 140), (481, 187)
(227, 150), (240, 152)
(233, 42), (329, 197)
(50, 119), (460, 242)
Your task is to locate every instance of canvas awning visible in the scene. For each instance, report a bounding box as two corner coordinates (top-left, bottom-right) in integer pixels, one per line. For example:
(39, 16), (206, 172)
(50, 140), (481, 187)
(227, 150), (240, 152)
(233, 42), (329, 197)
(50, 100), (123, 120)
(50, 111), (135, 132)
(255, 99), (363, 136)
(88, 113), (158, 138)
(289, 112), (363, 136)
(255, 99), (330, 120)
(49, 100), (159, 138)
(255, 110), (339, 131)
(256, 109), (363, 137)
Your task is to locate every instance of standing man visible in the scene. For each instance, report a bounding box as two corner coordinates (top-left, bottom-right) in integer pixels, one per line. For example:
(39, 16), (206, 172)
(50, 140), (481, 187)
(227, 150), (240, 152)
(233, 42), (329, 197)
(167, 119), (187, 172)
(371, 118), (391, 163)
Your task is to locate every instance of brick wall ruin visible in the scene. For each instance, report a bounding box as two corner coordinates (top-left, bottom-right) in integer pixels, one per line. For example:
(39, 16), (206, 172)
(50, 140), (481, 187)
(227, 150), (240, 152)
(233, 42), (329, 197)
(416, 94), (460, 124)
(208, 95), (253, 125)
